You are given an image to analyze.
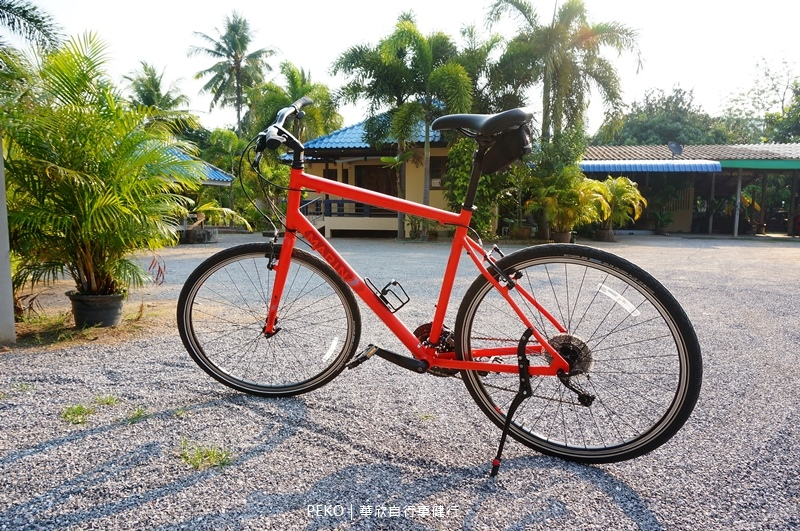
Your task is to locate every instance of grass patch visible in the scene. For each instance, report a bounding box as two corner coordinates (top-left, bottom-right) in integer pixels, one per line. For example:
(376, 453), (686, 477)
(61, 404), (95, 424)
(178, 439), (233, 470)
(94, 394), (120, 406)
(16, 312), (75, 344)
(127, 406), (151, 424)
(3, 382), (37, 396)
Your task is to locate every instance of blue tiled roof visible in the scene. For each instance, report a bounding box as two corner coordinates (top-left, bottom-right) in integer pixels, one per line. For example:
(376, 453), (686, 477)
(169, 148), (234, 185)
(304, 118), (442, 150)
(580, 159), (722, 173)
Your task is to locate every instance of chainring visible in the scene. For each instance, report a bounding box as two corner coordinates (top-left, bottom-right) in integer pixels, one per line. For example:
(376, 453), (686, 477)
(413, 323), (458, 377)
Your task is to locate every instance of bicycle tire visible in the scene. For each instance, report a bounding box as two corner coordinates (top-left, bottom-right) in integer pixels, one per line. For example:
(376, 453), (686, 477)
(454, 244), (702, 463)
(177, 243), (361, 397)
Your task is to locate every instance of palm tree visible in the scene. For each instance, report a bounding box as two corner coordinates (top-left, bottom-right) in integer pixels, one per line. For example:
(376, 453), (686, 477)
(334, 12), (472, 237)
(5, 33), (203, 299)
(246, 61), (342, 140)
(596, 175), (646, 241)
(188, 11), (274, 136)
(124, 61), (189, 110)
(0, 0), (61, 49)
(529, 164), (607, 239)
(378, 14), (472, 209)
(333, 13), (423, 238)
(456, 25), (508, 114)
(488, 0), (640, 140)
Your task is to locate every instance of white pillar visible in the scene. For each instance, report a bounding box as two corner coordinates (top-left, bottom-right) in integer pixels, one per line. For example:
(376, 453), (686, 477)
(733, 169), (743, 238)
(707, 174), (716, 234)
(0, 136), (16, 344)
(790, 172), (798, 236)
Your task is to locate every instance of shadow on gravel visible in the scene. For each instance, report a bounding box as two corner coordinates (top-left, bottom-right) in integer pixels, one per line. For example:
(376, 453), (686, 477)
(1, 391), (662, 530)
(155, 457), (661, 531)
(0, 394), (305, 529)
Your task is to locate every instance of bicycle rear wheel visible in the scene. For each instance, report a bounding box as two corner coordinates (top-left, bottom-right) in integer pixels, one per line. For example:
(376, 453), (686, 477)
(177, 243), (361, 397)
(454, 244), (701, 463)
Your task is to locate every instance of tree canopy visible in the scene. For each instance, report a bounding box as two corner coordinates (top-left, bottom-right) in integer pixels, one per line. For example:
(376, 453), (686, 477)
(765, 81), (800, 143)
(593, 87), (732, 145)
(188, 11), (275, 137)
(488, 0), (640, 141)
(124, 62), (189, 110)
(246, 61), (342, 140)
(0, 0), (61, 50)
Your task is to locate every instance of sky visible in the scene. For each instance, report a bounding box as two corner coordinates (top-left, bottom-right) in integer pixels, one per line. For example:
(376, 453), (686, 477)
(27, 0), (800, 134)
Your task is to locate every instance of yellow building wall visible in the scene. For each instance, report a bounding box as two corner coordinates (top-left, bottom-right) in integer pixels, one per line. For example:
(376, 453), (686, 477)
(665, 187), (695, 233)
(403, 147), (450, 212)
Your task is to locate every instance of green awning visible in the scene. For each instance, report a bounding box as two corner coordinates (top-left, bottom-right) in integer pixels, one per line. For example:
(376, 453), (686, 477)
(720, 160), (800, 170)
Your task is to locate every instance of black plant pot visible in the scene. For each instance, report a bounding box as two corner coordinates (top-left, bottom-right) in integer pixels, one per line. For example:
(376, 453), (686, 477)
(551, 231), (573, 243)
(66, 291), (125, 328)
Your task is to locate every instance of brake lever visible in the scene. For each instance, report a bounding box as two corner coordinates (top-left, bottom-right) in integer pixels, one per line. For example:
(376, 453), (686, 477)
(252, 150), (263, 169)
(251, 126), (289, 169)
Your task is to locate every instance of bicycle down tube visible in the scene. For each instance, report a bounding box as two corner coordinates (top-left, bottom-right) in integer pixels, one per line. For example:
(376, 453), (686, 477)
(265, 166), (571, 377)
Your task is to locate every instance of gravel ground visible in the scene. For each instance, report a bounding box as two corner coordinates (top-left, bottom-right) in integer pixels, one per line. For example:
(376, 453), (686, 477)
(1, 233), (799, 530)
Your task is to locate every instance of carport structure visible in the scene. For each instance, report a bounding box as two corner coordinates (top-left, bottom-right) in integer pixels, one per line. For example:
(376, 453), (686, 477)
(584, 144), (800, 237)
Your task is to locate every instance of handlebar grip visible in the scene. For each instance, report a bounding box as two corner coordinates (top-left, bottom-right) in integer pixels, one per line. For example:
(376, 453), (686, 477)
(292, 96), (314, 112)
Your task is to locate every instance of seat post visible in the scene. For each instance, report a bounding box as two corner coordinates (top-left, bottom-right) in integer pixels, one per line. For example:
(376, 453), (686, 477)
(462, 147), (488, 212)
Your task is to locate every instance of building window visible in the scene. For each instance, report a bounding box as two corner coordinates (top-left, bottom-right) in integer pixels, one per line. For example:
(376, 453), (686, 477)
(355, 165), (397, 196)
(430, 157), (447, 189)
(323, 168), (337, 181)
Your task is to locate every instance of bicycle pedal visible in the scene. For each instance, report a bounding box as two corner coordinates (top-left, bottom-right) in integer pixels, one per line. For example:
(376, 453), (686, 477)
(346, 345), (379, 370)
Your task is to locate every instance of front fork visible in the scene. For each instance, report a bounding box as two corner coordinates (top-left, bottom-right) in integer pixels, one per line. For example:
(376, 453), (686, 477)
(263, 230), (297, 336)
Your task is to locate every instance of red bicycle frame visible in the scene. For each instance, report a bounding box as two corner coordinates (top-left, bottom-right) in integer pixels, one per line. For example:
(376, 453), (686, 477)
(265, 166), (571, 377)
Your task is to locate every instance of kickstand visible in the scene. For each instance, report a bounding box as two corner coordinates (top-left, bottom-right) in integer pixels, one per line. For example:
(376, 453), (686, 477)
(490, 329), (534, 477)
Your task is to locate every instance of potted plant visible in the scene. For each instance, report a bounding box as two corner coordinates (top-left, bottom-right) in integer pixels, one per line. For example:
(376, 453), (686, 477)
(530, 165), (607, 243)
(405, 215), (440, 240)
(649, 211), (674, 235)
(181, 201), (252, 244)
(4, 35), (203, 327)
(595, 176), (648, 242)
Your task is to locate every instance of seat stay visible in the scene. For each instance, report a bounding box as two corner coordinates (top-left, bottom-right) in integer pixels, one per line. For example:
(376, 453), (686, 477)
(459, 236), (570, 373)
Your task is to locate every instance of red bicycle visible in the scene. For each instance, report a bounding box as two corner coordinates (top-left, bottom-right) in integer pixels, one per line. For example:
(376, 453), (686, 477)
(177, 97), (702, 472)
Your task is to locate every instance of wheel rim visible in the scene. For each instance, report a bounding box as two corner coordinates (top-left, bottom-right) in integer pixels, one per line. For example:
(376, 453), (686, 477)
(460, 252), (693, 460)
(181, 250), (357, 394)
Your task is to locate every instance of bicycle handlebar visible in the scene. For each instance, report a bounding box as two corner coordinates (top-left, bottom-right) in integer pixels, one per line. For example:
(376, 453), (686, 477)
(253, 96), (314, 164)
(272, 96), (314, 131)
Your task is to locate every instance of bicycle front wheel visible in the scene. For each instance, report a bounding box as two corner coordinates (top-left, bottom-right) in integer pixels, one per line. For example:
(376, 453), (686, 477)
(177, 243), (361, 397)
(455, 244), (702, 463)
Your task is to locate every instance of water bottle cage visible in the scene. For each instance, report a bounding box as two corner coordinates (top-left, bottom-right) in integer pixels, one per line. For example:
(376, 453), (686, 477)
(365, 278), (409, 313)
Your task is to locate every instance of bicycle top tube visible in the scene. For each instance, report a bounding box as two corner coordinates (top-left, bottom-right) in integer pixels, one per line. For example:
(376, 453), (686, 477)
(291, 169), (470, 228)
